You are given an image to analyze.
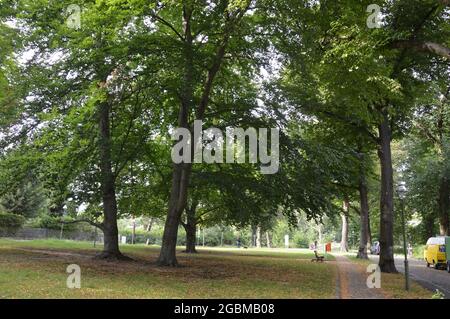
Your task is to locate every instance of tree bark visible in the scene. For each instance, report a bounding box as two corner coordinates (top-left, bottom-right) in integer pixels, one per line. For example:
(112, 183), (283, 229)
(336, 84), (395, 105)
(96, 100), (128, 260)
(423, 213), (435, 240)
(266, 231), (271, 248)
(157, 162), (192, 266)
(202, 227), (205, 246)
(251, 226), (257, 247)
(131, 218), (136, 245)
(317, 224), (323, 243)
(357, 171), (370, 259)
(156, 4), (242, 266)
(145, 218), (154, 245)
(256, 226), (261, 248)
(157, 6), (194, 266)
(340, 200), (349, 252)
(183, 203), (198, 253)
(439, 176), (450, 235)
(392, 40), (450, 60)
(377, 113), (397, 273)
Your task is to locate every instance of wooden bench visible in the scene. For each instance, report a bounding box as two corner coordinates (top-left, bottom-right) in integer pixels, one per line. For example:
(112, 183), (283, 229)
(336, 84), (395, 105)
(311, 250), (325, 262)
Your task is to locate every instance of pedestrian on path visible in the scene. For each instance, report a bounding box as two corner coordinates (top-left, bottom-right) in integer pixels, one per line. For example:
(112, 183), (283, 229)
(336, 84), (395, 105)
(408, 243), (413, 257)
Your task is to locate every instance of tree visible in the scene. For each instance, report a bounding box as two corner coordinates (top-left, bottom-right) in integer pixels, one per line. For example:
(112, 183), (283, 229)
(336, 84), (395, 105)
(340, 200), (349, 252)
(407, 74), (449, 235)
(0, 176), (45, 218)
(356, 154), (371, 259)
(402, 67), (449, 238)
(5, 0), (167, 259)
(155, 0), (256, 266)
(269, 0), (449, 272)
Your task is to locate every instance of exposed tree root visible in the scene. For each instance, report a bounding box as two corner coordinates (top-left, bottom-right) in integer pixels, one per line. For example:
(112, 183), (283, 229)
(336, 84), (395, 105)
(94, 251), (134, 261)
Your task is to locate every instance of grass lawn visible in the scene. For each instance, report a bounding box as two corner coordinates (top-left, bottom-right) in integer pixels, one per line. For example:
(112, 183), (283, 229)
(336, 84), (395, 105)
(0, 239), (336, 299)
(345, 254), (432, 299)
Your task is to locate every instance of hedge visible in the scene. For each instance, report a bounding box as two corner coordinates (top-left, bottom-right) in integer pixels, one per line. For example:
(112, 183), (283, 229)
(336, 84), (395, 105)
(0, 212), (26, 230)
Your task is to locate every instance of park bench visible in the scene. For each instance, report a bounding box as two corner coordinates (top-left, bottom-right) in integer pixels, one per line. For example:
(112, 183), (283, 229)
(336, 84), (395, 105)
(311, 250), (324, 262)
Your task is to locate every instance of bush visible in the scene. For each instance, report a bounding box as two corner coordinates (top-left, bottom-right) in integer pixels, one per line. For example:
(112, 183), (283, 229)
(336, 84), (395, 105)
(0, 212), (26, 231)
(413, 245), (425, 259)
(31, 215), (76, 231)
(393, 244), (425, 259)
(293, 233), (311, 248)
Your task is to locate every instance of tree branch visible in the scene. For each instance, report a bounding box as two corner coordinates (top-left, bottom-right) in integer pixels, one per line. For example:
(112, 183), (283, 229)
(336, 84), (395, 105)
(61, 218), (104, 230)
(392, 41), (450, 60)
(195, 205), (224, 223)
(348, 203), (361, 215)
(196, 3), (250, 119)
(150, 13), (184, 41)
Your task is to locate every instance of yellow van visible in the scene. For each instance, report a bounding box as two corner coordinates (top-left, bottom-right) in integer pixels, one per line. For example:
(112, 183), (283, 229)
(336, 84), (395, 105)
(424, 237), (447, 269)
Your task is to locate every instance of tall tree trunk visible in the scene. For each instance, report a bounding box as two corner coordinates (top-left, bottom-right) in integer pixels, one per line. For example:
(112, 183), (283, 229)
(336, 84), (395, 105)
(156, 3), (236, 266)
(97, 100), (127, 260)
(131, 218), (136, 245)
(202, 227), (205, 246)
(251, 226), (257, 247)
(357, 171), (370, 259)
(377, 114), (397, 273)
(423, 213), (435, 240)
(157, 6), (194, 266)
(184, 203), (198, 253)
(367, 214), (372, 247)
(256, 226), (261, 248)
(266, 231), (271, 248)
(340, 200), (349, 252)
(158, 163), (191, 266)
(145, 218), (154, 245)
(438, 176), (450, 235)
(317, 224), (323, 243)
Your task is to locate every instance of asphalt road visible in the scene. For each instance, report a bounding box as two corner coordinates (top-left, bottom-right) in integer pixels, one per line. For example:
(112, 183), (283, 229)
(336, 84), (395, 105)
(370, 255), (450, 298)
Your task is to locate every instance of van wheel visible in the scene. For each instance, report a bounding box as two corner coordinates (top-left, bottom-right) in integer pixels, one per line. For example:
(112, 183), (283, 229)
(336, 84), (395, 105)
(434, 262), (439, 270)
(426, 259), (430, 267)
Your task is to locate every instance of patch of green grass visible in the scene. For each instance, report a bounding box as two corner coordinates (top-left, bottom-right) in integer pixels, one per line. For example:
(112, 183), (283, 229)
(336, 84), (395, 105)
(0, 239), (336, 299)
(0, 238), (98, 250)
(192, 246), (336, 261)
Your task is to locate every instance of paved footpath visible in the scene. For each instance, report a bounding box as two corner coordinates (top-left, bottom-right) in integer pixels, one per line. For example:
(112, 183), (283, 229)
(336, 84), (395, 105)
(370, 255), (450, 299)
(334, 254), (384, 299)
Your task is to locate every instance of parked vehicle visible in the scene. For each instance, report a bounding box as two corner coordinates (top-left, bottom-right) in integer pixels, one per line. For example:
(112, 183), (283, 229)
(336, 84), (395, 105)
(446, 237), (450, 273)
(424, 236), (448, 270)
(370, 241), (380, 255)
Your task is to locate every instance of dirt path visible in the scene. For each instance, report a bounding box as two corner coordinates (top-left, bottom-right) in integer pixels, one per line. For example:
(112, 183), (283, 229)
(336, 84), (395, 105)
(334, 254), (384, 299)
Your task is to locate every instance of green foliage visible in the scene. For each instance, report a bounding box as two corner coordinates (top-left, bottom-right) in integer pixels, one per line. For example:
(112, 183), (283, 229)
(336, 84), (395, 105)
(0, 212), (26, 230)
(292, 233), (311, 248)
(0, 178), (46, 218)
(29, 215), (76, 231)
(0, 0), (448, 260)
